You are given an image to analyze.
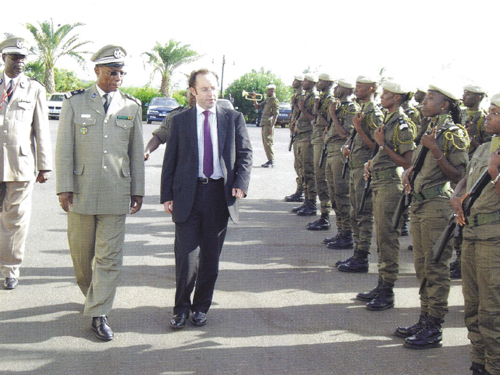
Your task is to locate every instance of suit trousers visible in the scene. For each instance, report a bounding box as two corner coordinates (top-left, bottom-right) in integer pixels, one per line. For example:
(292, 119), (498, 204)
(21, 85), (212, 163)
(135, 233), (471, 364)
(173, 178), (229, 315)
(68, 212), (126, 317)
(0, 180), (34, 278)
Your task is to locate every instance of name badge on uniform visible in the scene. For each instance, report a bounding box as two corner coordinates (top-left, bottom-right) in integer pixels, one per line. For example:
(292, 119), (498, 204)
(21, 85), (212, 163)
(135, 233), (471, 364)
(81, 114), (91, 118)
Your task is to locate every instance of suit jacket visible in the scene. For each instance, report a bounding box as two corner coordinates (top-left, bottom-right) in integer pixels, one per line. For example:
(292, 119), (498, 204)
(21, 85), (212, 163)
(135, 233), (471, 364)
(55, 84), (145, 215)
(0, 72), (53, 182)
(160, 105), (252, 224)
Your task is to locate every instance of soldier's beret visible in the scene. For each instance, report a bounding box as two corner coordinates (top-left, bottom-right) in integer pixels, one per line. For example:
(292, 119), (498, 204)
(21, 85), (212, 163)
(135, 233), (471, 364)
(304, 74), (317, 83)
(356, 75), (377, 84)
(337, 79), (355, 89)
(266, 84), (276, 90)
(0, 37), (29, 55)
(318, 73), (334, 82)
(464, 84), (487, 95)
(490, 93), (500, 107)
(91, 45), (127, 67)
(294, 75), (304, 81)
(382, 81), (409, 95)
(428, 83), (460, 101)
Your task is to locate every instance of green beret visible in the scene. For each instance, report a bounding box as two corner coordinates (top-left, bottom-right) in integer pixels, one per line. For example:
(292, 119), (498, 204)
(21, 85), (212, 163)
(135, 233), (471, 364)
(337, 79), (355, 89)
(91, 45), (127, 66)
(356, 75), (377, 84)
(0, 37), (29, 55)
(304, 74), (317, 83)
(318, 73), (334, 82)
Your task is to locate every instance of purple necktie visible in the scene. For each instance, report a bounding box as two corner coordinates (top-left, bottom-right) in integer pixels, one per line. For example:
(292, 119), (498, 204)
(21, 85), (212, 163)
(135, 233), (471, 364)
(203, 110), (213, 178)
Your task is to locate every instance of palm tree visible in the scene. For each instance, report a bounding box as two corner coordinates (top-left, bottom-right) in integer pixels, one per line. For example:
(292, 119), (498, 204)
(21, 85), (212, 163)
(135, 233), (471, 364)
(25, 19), (91, 93)
(143, 40), (201, 97)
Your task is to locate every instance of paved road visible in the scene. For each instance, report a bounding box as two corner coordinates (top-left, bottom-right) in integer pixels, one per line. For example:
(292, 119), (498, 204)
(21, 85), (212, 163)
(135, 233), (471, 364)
(0, 121), (470, 375)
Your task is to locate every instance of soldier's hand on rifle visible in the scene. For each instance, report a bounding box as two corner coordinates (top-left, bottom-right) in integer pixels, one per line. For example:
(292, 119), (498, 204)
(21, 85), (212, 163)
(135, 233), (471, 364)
(298, 97), (306, 111)
(342, 144), (351, 159)
(450, 193), (468, 226)
(290, 122), (295, 133)
(421, 126), (438, 151)
(353, 112), (364, 132)
(402, 167), (413, 194)
(489, 147), (500, 175)
(374, 124), (385, 146)
(314, 98), (320, 111)
(364, 160), (371, 181)
(329, 100), (340, 118)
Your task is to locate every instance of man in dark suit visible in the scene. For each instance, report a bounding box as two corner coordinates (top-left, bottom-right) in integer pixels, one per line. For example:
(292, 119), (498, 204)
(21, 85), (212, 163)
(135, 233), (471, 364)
(161, 69), (252, 329)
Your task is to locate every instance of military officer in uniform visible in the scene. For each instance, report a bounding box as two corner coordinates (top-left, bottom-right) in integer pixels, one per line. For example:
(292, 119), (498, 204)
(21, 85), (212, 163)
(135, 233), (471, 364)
(307, 73), (335, 231)
(56, 45), (145, 341)
(254, 84), (279, 167)
(0, 37), (52, 290)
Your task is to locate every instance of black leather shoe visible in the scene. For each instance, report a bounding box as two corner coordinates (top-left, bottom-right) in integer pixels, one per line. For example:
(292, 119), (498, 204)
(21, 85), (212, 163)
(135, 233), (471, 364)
(291, 202), (307, 213)
(335, 256), (354, 267)
(91, 316), (114, 341)
(190, 311), (207, 327)
(4, 278), (18, 290)
(338, 257), (368, 273)
(327, 232), (354, 249)
(261, 160), (274, 168)
(296, 200), (317, 216)
(395, 313), (429, 338)
(470, 362), (487, 375)
(366, 292), (394, 311)
(307, 215), (330, 230)
(285, 191), (304, 202)
(170, 313), (188, 329)
(357, 287), (381, 302)
(404, 316), (443, 350)
(450, 266), (461, 279)
(323, 235), (339, 244)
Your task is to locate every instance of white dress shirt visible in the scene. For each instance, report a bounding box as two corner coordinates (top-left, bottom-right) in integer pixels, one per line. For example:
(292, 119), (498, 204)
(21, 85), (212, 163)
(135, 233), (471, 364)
(196, 103), (223, 179)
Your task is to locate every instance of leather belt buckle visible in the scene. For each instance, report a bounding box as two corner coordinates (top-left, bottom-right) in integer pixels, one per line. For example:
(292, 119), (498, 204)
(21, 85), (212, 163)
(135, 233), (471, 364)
(198, 177), (209, 184)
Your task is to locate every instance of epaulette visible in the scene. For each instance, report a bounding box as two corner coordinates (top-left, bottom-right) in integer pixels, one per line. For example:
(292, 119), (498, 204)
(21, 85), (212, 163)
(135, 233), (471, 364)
(125, 93), (141, 106)
(28, 77), (45, 87)
(398, 117), (409, 130)
(65, 89), (85, 99)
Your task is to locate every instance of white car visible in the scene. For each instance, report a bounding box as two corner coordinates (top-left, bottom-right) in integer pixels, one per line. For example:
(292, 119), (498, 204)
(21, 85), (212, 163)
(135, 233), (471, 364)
(47, 93), (64, 119)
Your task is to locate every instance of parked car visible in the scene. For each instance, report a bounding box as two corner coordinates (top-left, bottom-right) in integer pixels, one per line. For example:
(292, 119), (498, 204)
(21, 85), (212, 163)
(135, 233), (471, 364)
(146, 97), (179, 124)
(47, 93), (64, 119)
(217, 98), (234, 110)
(277, 102), (292, 127)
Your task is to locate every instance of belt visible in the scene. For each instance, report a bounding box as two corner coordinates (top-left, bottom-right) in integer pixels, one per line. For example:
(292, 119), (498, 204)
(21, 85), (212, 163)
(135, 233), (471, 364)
(197, 177), (223, 184)
(371, 168), (398, 181)
(466, 211), (500, 227)
(412, 183), (448, 202)
(349, 160), (366, 169)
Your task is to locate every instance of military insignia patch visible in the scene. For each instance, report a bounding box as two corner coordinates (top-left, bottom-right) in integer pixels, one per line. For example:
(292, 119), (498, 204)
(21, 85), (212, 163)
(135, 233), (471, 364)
(117, 116), (132, 120)
(114, 49), (125, 59)
(80, 127), (88, 135)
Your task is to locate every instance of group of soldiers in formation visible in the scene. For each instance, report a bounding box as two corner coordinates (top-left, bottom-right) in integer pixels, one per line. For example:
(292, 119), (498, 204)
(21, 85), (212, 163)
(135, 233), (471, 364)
(277, 73), (500, 375)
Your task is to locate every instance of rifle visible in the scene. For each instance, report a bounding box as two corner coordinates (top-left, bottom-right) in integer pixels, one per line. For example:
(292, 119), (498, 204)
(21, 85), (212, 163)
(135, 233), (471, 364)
(288, 133), (296, 152)
(319, 119), (334, 168)
(392, 145), (429, 229)
(358, 144), (379, 214)
(342, 129), (357, 179)
(432, 168), (492, 262)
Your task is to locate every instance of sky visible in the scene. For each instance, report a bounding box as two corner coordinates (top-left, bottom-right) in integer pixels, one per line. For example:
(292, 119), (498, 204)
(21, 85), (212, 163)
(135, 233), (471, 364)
(3, 0), (500, 97)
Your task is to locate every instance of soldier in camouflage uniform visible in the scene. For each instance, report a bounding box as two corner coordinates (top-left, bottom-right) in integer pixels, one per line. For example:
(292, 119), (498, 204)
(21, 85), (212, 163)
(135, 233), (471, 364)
(286, 76), (305, 203)
(450, 85), (490, 279)
(395, 83), (469, 350)
(307, 74), (335, 230)
(293, 75), (319, 216)
(356, 82), (416, 310)
(323, 79), (359, 246)
(254, 84), (279, 167)
(336, 76), (383, 264)
(144, 91), (195, 160)
(452, 93), (500, 375)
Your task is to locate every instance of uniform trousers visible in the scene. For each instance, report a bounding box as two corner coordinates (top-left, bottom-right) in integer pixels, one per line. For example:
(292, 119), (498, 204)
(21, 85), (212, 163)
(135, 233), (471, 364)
(409, 196), (453, 319)
(173, 178), (229, 316)
(293, 137), (303, 193)
(0, 180), (34, 278)
(295, 131), (316, 201)
(312, 140), (331, 214)
(463, 224), (500, 375)
(371, 176), (402, 284)
(325, 150), (351, 232)
(261, 125), (274, 162)
(68, 212), (126, 317)
(349, 166), (373, 256)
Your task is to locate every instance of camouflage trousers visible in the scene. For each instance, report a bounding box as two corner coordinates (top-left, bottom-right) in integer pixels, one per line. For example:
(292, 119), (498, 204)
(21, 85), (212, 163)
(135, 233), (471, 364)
(295, 131), (316, 200)
(463, 224), (500, 375)
(349, 166), (373, 255)
(325, 150), (351, 232)
(261, 125), (274, 161)
(312, 142), (331, 214)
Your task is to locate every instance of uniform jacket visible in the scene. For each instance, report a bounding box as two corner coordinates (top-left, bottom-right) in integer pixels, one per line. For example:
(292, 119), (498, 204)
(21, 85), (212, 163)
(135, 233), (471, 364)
(55, 84), (145, 215)
(0, 72), (52, 181)
(160, 105), (252, 224)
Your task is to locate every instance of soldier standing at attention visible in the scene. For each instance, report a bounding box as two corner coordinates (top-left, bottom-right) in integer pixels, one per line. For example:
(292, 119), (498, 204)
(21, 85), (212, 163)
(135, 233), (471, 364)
(293, 74), (318, 216)
(307, 74), (335, 230)
(323, 79), (359, 247)
(285, 76), (305, 203)
(395, 83), (469, 350)
(451, 93), (500, 375)
(56, 45), (145, 341)
(254, 84), (279, 168)
(336, 76), (383, 264)
(355, 82), (416, 309)
(0, 37), (52, 290)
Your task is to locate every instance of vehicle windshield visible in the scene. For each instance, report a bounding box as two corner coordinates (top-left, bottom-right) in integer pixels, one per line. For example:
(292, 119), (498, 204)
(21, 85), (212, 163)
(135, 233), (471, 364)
(279, 103), (291, 109)
(49, 95), (64, 102)
(151, 98), (178, 107)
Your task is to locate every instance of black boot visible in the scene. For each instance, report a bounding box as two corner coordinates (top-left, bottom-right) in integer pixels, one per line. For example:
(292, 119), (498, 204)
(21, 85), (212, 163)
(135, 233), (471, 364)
(450, 250), (461, 271)
(335, 255), (355, 267)
(307, 213), (330, 230)
(297, 199), (317, 216)
(327, 231), (354, 249)
(338, 257), (368, 273)
(395, 313), (429, 338)
(261, 160), (274, 168)
(470, 362), (487, 375)
(366, 282), (394, 311)
(324, 233), (341, 244)
(450, 250), (462, 279)
(285, 190), (304, 202)
(357, 277), (383, 302)
(404, 315), (443, 350)
(291, 201), (307, 213)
